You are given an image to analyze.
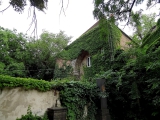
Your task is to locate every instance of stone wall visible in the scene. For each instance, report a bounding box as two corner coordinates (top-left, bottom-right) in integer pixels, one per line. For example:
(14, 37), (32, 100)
(0, 87), (60, 120)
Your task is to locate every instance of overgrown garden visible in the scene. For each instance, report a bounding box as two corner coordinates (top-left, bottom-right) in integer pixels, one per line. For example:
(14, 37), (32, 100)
(0, 17), (160, 120)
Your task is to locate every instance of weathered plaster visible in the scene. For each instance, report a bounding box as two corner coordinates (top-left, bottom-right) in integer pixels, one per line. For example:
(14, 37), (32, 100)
(0, 88), (60, 120)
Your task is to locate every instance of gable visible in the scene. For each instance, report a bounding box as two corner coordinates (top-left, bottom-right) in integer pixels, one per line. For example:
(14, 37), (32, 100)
(55, 20), (132, 79)
(57, 20), (131, 60)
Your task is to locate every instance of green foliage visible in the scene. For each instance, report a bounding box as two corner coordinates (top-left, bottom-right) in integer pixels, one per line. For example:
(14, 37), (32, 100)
(93, 0), (158, 22)
(84, 48), (126, 79)
(157, 18), (160, 27)
(59, 80), (99, 120)
(0, 62), (5, 74)
(1, 16), (160, 120)
(16, 106), (48, 120)
(0, 27), (28, 78)
(57, 20), (122, 79)
(129, 12), (156, 40)
(0, 27), (72, 80)
(0, 75), (51, 91)
(94, 20), (160, 119)
(57, 20), (121, 60)
(9, 0), (47, 13)
(0, 75), (100, 119)
(5, 62), (26, 77)
(141, 20), (160, 51)
(95, 33), (160, 119)
(54, 64), (72, 79)
(26, 30), (71, 80)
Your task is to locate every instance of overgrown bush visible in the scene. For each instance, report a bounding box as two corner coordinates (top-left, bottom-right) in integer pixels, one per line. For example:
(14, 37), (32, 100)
(96, 44), (160, 120)
(0, 75), (100, 120)
(0, 75), (51, 91)
(59, 80), (99, 120)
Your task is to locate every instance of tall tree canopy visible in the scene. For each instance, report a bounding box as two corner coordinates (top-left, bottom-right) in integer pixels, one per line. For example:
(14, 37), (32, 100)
(130, 13), (156, 41)
(0, 26), (71, 80)
(1, 0), (159, 23)
(26, 30), (71, 80)
(0, 27), (28, 77)
(93, 0), (160, 21)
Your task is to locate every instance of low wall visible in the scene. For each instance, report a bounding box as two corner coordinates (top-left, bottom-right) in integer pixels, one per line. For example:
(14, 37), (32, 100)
(0, 87), (60, 120)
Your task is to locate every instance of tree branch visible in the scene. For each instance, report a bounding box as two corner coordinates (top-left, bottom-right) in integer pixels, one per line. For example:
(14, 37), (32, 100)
(116, 0), (136, 16)
(65, 0), (69, 10)
(59, 0), (66, 17)
(0, 5), (11, 13)
(129, 0), (136, 12)
(27, 6), (32, 19)
(147, 1), (158, 10)
(26, 6), (38, 39)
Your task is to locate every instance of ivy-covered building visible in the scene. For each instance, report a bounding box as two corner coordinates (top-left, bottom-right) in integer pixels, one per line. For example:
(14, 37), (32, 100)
(55, 20), (132, 79)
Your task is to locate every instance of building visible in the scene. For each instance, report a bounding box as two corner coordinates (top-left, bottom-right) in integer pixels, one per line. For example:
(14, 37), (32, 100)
(55, 20), (131, 79)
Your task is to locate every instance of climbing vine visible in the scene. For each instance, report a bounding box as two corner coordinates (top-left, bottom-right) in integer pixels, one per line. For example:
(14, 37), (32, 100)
(94, 24), (160, 119)
(56, 19), (122, 79)
(0, 75), (99, 119)
(57, 20), (122, 60)
(1, 19), (160, 120)
(59, 80), (99, 120)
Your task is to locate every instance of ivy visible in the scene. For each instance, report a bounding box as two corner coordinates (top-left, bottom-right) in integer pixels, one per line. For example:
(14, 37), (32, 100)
(94, 41), (160, 119)
(57, 20), (121, 60)
(59, 80), (99, 120)
(83, 49), (126, 79)
(0, 75), (100, 119)
(56, 19), (122, 79)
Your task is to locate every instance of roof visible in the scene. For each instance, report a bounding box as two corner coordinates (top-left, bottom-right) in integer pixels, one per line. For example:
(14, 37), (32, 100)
(80, 20), (132, 41)
(81, 21), (100, 36)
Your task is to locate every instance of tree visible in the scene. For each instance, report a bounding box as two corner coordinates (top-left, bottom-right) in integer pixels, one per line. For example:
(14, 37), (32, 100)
(26, 30), (71, 80)
(130, 12), (157, 41)
(93, 0), (160, 22)
(0, 26), (71, 80)
(96, 19), (160, 119)
(0, 0), (47, 13)
(0, 27), (28, 77)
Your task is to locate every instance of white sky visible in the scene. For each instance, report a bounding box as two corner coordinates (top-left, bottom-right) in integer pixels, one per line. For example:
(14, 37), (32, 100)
(0, 0), (160, 42)
(0, 0), (97, 41)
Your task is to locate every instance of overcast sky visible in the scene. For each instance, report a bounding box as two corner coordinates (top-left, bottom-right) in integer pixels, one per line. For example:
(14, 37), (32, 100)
(0, 0), (160, 42)
(0, 0), (97, 41)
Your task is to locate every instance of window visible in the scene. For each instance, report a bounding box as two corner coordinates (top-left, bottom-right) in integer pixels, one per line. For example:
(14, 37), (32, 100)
(87, 57), (91, 67)
(101, 48), (104, 54)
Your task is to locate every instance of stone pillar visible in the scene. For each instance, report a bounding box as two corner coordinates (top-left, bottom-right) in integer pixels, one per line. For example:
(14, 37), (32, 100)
(96, 78), (111, 120)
